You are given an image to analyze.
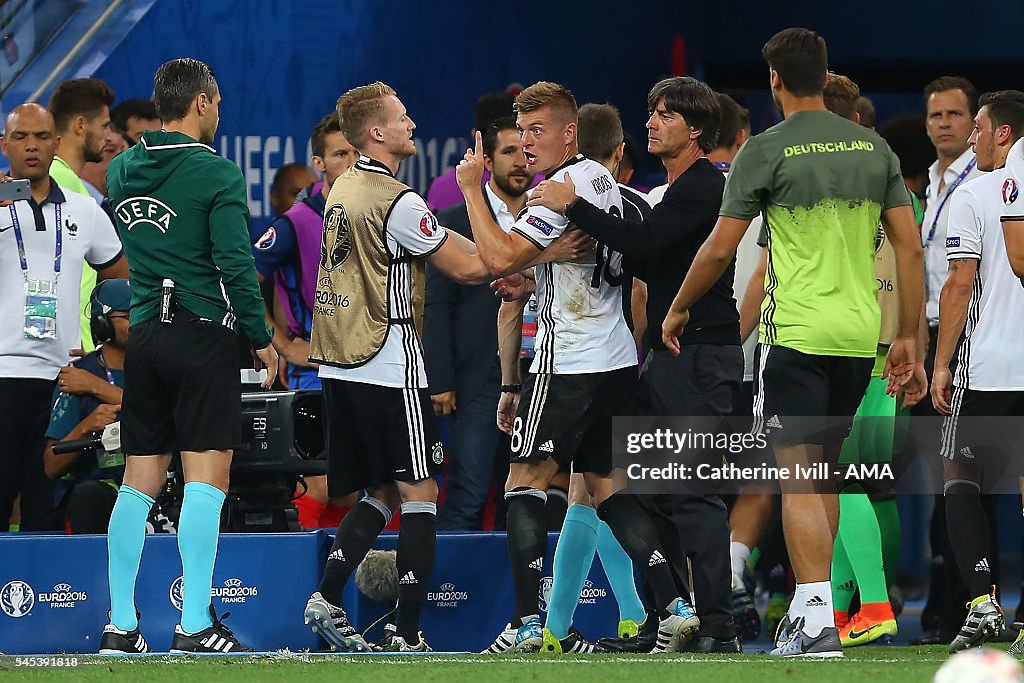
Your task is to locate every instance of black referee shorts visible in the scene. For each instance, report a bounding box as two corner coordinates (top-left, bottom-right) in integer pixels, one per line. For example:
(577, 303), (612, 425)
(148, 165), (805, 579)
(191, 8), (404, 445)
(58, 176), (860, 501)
(321, 378), (443, 497)
(121, 314), (241, 454)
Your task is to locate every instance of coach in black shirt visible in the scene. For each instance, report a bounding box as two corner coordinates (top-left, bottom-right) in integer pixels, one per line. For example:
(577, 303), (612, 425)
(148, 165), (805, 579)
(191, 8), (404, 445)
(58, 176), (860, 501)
(529, 76), (741, 653)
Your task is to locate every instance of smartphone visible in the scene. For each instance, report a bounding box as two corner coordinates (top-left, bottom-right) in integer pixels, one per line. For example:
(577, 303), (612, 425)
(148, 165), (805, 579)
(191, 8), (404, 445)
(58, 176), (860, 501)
(0, 178), (30, 202)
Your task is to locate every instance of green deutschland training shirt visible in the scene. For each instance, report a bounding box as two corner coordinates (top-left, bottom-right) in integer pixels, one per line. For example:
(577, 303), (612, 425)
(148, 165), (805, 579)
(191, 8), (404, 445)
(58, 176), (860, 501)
(721, 110), (911, 358)
(107, 131), (271, 347)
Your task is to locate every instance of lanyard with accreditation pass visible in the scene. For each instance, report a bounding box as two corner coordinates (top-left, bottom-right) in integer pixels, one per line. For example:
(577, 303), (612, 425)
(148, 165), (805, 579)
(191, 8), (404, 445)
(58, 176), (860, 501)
(9, 202), (63, 339)
(96, 347), (117, 386)
(925, 155), (976, 245)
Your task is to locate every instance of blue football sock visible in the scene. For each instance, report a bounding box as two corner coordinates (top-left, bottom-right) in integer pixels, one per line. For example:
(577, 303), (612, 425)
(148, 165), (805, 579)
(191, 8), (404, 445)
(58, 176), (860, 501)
(107, 485), (154, 631)
(178, 482), (226, 634)
(545, 504), (599, 639)
(597, 520), (646, 624)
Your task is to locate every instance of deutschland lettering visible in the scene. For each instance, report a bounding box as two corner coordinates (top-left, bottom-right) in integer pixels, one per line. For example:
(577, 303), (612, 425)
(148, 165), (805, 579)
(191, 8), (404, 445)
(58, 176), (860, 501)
(784, 140), (875, 157)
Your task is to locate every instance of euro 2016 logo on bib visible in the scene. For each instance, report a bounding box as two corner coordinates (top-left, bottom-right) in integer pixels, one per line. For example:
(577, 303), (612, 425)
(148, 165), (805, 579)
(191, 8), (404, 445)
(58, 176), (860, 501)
(419, 212), (438, 237)
(321, 204), (352, 271)
(1, 580), (35, 618)
(1004, 178), (1020, 206)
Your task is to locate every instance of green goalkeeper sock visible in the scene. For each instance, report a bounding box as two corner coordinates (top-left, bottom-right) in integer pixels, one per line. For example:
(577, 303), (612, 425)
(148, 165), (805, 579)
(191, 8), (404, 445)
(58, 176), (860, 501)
(831, 518), (856, 612)
(871, 497), (901, 588)
(838, 487), (889, 605)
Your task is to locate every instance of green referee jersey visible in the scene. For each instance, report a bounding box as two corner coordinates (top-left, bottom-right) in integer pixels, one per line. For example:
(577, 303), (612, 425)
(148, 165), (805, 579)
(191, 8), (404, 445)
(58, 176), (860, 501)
(106, 131), (271, 347)
(721, 110), (911, 358)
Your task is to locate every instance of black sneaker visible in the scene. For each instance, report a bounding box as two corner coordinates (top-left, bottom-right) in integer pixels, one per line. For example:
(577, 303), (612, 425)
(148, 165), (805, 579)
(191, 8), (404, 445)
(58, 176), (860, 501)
(99, 623), (150, 654)
(595, 613), (657, 653)
(170, 606), (249, 653)
(679, 634), (742, 654)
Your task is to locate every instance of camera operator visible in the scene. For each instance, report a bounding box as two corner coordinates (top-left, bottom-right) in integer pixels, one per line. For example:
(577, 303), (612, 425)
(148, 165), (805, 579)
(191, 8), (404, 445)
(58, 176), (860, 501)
(44, 279), (129, 533)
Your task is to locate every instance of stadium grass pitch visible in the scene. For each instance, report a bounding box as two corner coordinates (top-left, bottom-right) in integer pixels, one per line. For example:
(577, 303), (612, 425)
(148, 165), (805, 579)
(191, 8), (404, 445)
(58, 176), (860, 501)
(0, 646), (967, 682)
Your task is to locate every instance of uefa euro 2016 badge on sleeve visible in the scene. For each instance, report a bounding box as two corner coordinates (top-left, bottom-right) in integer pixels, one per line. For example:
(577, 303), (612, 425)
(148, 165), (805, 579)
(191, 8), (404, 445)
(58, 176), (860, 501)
(24, 279), (57, 340)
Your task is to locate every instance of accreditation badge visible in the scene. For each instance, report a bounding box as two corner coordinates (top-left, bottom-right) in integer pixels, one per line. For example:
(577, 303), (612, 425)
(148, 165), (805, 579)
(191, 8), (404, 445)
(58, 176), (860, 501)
(24, 278), (57, 340)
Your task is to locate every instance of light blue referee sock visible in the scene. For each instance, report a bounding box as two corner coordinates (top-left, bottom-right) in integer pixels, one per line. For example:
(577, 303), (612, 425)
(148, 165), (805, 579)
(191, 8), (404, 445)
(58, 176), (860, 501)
(107, 485), (154, 631)
(597, 520), (646, 624)
(545, 504), (599, 639)
(178, 482), (226, 634)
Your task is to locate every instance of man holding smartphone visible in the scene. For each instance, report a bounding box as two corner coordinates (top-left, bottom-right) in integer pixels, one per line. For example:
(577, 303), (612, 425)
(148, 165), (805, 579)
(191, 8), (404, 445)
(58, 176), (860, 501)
(0, 103), (126, 533)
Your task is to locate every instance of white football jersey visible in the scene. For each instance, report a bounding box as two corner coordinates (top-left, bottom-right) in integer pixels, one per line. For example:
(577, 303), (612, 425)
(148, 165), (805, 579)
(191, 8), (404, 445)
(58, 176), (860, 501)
(1001, 136), (1024, 223)
(511, 154), (636, 374)
(946, 168), (1024, 390)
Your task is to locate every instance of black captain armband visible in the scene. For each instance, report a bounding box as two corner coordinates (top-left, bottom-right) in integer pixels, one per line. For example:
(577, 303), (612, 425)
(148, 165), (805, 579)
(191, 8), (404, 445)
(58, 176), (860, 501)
(500, 384), (522, 394)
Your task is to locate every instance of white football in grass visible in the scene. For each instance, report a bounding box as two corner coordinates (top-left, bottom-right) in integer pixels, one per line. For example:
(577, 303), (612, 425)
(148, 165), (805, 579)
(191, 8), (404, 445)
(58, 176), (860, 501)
(934, 648), (1023, 683)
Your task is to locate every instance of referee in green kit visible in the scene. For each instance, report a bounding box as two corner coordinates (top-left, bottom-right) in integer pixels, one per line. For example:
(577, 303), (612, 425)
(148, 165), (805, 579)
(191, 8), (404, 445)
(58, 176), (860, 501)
(99, 58), (278, 654)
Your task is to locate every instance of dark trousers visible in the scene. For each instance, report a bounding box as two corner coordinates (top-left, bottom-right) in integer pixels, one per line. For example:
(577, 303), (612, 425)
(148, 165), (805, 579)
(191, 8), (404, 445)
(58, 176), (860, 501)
(66, 480), (119, 534)
(0, 378), (58, 531)
(636, 345), (742, 640)
(439, 364), (511, 530)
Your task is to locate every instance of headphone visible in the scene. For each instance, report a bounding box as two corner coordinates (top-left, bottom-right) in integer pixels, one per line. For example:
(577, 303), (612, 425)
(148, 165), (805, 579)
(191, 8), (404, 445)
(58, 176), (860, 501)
(89, 280), (116, 344)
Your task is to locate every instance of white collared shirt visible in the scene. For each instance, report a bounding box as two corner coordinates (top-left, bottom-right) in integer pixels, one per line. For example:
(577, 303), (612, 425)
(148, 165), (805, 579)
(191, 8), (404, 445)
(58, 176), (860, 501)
(0, 182), (122, 380)
(923, 147), (986, 325)
(484, 182), (516, 234)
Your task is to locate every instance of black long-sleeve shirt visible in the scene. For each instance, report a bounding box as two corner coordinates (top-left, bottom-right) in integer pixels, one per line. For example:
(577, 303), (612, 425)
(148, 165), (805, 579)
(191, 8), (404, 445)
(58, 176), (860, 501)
(566, 158), (740, 351)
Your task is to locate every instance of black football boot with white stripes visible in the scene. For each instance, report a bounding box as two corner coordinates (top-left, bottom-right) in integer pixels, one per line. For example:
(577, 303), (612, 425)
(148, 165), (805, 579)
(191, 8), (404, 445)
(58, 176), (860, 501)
(99, 612), (150, 654)
(170, 606), (250, 653)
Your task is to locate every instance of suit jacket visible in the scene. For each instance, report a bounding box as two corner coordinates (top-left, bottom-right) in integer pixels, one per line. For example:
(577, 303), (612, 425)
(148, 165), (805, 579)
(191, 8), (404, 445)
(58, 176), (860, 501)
(423, 199), (500, 404)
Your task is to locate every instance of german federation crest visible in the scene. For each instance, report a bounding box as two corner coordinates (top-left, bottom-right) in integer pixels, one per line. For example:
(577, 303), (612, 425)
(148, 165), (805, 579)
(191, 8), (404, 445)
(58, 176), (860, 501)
(321, 204), (353, 271)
